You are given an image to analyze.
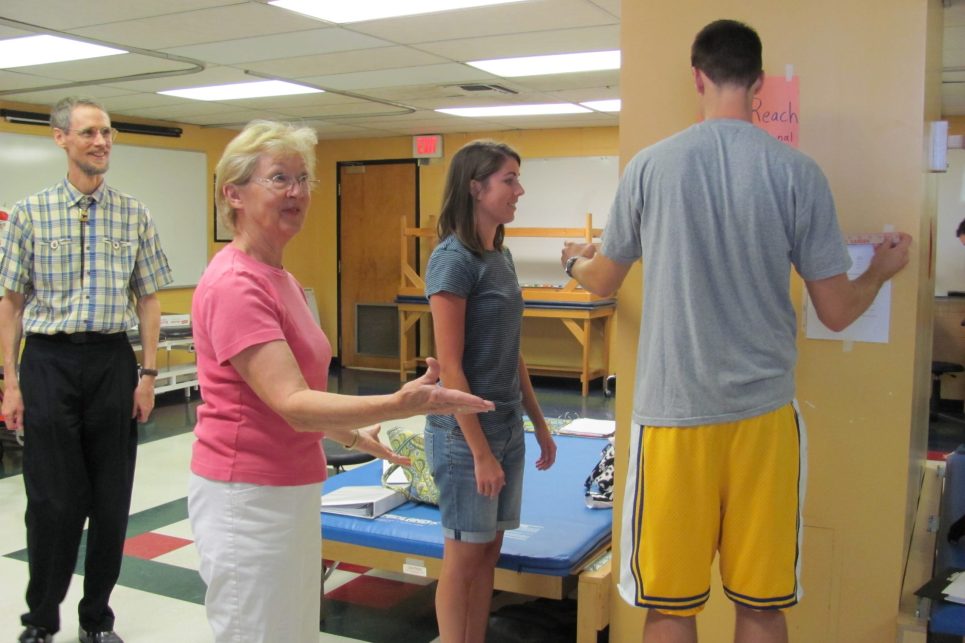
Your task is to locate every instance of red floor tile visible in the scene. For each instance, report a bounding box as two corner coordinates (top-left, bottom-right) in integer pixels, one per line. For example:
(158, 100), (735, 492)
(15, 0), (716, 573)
(325, 574), (425, 608)
(324, 559), (371, 574)
(124, 532), (193, 560)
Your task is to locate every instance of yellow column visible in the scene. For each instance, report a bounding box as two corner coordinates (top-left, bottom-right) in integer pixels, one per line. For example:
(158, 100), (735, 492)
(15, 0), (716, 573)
(611, 1), (941, 641)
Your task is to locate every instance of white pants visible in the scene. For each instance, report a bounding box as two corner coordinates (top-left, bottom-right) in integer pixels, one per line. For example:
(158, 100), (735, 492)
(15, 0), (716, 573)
(188, 473), (323, 643)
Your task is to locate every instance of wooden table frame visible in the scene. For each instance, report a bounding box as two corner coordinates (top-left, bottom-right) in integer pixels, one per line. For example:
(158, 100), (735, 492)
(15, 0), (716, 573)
(322, 538), (611, 643)
(398, 301), (614, 396)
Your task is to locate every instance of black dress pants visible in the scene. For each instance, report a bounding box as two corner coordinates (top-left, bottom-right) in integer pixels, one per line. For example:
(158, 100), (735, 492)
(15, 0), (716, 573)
(19, 333), (138, 634)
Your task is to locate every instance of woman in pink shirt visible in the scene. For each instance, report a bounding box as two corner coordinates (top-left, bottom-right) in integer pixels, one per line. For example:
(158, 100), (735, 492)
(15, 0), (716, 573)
(188, 120), (493, 643)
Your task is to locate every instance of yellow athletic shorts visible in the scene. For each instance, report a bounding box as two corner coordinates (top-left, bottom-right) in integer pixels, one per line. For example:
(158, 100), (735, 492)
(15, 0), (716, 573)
(617, 403), (806, 616)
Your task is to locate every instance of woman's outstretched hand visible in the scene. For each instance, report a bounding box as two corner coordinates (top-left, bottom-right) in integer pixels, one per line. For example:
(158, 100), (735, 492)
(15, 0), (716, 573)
(398, 357), (495, 416)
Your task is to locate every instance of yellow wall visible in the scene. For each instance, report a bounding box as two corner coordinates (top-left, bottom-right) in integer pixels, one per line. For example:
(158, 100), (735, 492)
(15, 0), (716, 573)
(613, 2), (937, 642)
(298, 128), (618, 360)
(0, 99), (618, 371)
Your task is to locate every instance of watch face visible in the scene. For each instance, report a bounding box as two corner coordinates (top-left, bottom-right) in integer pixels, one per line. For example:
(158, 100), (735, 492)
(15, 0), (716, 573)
(565, 256), (578, 276)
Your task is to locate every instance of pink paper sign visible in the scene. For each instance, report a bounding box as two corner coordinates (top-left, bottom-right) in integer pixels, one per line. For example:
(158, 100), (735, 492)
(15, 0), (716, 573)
(752, 75), (800, 147)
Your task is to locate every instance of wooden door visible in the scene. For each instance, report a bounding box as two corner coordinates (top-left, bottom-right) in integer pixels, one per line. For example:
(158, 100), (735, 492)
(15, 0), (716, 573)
(338, 161), (417, 370)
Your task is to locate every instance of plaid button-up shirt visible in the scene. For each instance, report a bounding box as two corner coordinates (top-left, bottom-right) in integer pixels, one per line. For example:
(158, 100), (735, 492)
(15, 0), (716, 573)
(0, 178), (173, 335)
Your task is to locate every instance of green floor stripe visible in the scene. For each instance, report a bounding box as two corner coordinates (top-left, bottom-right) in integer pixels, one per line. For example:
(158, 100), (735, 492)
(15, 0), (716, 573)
(118, 557), (206, 605)
(125, 497), (189, 536)
(5, 497), (189, 561)
(4, 497), (205, 604)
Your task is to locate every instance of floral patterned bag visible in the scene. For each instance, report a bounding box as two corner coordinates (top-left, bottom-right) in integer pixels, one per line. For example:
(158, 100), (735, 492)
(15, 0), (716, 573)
(380, 426), (440, 505)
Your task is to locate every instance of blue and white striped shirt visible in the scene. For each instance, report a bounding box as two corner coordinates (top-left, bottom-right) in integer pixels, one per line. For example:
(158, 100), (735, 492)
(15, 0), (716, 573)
(0, 178), (173, 334)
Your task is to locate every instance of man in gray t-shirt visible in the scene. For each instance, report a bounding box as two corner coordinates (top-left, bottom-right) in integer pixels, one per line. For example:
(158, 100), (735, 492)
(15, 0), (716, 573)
(561, 19), (910, 643)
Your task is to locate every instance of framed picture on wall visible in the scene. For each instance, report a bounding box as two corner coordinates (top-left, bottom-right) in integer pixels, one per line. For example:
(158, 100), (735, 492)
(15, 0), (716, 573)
(213, 174), (233, 242)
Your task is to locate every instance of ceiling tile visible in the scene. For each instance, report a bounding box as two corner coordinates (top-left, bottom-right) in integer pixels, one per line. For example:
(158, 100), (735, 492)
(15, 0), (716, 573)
(343, 0), (617, 45)
(228, 92), (363, 110)
(0, 1), (243, 30)
(460, 112), (617, 130)
(105, 66), (259, 93)
(244, 46), (449, 78)
(96, 93), (194, 111)
(66, 3), (321, 50)
(414, 25), (619, 61)
(118, 100), (261, 121)
(172, 109), (286, 127)
(588, 0), (621, 16)
(161, 28), (392, 66)
(9, 53), (199, 85)
(301, 120), (390, 135)
(1, 0), (960, 134)
(0, 69), (75, 94)
(0, 24), (35, 39)
(272, 101), (418, 119)
(301, 63), (494, 92)
(508, 69), (620, 92)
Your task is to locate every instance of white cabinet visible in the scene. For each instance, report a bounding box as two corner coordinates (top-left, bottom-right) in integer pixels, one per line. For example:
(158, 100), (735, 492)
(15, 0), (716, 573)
(133, 337), (198, 398)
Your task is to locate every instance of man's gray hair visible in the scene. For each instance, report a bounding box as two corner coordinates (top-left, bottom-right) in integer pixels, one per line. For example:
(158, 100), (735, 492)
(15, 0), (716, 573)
(50, 96), (108, 131)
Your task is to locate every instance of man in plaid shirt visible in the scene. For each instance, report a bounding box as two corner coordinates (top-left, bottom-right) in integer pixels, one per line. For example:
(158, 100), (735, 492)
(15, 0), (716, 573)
(0, 96), (172, 643)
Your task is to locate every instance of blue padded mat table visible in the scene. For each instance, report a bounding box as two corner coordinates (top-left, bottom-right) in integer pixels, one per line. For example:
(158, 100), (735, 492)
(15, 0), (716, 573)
(321, 432), (612, 576)
(320, 431), (614, 643)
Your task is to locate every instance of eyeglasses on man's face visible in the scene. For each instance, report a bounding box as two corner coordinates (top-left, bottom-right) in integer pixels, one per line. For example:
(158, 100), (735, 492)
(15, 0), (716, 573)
(252, 173), (319, 193)
(62, 127), (119, 142)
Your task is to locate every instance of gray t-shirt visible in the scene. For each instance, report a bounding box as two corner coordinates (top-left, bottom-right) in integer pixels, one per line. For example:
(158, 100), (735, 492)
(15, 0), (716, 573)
(425, 235), (524, 430)
(602, 119), (851, 427)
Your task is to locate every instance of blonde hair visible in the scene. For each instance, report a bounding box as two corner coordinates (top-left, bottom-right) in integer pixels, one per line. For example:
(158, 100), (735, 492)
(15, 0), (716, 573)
(214, 120), (318, 232)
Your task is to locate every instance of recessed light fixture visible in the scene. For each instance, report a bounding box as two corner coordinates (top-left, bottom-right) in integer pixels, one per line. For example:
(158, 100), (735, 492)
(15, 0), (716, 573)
(437, 104), (591, 117)
(581, 99), (621, 112)
(0, 34), (126, 69)
(158, 80), (323, 101)
(268, 0), (526, 23)
(467, 50), (620, 77)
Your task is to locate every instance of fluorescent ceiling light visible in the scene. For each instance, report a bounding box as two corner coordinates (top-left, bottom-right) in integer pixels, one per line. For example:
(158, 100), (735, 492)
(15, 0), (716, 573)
(158, 80), (323, 101)
(0, 34), (126, 69)
(268, 0), (525, 23)
(437, 104), (590, 117)
(581, 99), (621, 112)
(467, 50), (620, 77)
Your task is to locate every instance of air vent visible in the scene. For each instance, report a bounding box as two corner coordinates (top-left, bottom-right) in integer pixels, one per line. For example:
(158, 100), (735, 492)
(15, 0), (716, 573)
(449, 83), (519, 95)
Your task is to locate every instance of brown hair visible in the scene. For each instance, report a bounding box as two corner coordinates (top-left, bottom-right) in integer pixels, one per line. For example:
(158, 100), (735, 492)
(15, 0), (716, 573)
(436, 139), (521, 255)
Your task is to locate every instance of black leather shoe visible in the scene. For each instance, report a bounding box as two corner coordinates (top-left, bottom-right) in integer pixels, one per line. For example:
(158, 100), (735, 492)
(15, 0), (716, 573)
(78, 629), (123, 643)
(18, 626), (52, 643)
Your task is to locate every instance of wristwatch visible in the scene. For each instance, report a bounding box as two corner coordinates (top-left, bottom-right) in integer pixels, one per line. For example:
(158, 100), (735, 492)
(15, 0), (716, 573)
(564, 255), (579, 278)
(139, 367), (159, 378)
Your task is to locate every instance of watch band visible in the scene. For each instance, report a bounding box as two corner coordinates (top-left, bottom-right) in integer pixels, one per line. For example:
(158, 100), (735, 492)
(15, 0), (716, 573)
(139, 367), (159, 378)
(564, 255), (579, 278)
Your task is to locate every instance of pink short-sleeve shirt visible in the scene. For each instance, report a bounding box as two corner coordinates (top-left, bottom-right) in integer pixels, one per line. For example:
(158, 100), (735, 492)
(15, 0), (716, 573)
(190, 245), (332, 485)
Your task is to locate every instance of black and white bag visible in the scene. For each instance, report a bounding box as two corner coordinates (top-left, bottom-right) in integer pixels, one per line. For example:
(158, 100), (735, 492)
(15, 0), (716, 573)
(584, 441), (615, 509)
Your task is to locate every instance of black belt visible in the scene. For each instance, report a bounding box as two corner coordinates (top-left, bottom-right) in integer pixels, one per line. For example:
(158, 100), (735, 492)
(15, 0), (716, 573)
(29, 331), (128, 344)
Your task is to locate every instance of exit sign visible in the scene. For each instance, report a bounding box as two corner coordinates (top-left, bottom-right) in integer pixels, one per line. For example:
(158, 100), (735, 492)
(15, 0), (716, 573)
(413, 134), (443, 158)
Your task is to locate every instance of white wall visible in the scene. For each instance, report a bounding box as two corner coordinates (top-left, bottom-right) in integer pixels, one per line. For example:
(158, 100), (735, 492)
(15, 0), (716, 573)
(936, 149), (965, 295)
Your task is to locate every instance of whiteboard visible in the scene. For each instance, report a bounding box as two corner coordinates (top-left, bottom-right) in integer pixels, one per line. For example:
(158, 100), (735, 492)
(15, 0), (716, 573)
(936, 149), (965, 296)
(0, 131), (207, 288)
(508, 156), (619, 286)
